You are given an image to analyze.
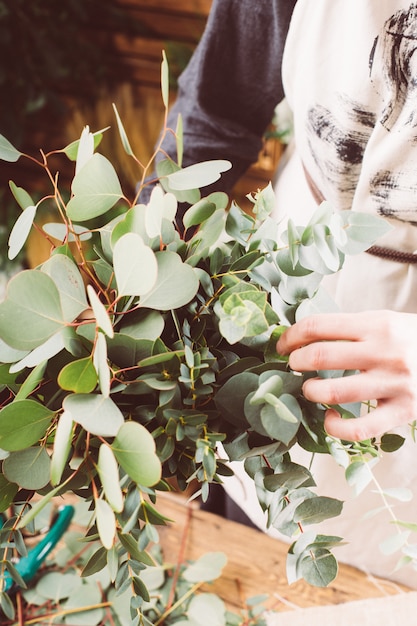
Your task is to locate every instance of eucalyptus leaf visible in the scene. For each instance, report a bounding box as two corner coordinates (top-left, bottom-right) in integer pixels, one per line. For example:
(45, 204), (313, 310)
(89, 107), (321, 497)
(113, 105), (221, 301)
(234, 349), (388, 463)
(9, 181), (34, 210)
(8, 204), (37, 260)
(62, 582), (104, 626)
(113, 103), (134, 157)
(41, 254), (88, 321)
(87, 285), (114, 338)
(66, 153), (124, 221)
(187, 593), (226, 626)
(75, 125), (95, 174)
(36, 571), (81, 602)
(0, 270), (65, 350)
(63, 394), (124, 437)
(113, 233), (158, 297)
(161, 49), (169, 109)
(145, 184), (177, 238)
(50, 410), (74, 486)
(3, 446), (51, 490)
(139, 251), (199, 310)
(166, 160), (232, 191)
(58, 356), (97, 393)
(14, 360), (47, 400)
(42, 222), (93, 242)
(0, 474), (19, 513)
(97, 444), (123, 513)
(0, 133), (22, 162)
(93, 332), (111, 397)
(112, 421), (161, 487)
(95, 498), (116, 550)
(0, 400), (54, 451)
(9, 331), (65, 373)
(63, 128), (107, 161)
(294, 495), (343, 525)
(183, 552), (227, 583)
(299, 548), (338, 587)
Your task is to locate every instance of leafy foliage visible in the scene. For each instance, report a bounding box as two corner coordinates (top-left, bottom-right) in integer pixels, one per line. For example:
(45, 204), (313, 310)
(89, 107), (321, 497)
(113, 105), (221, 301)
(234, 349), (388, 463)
(0, 54), (411, 622)
(0, 0), (149, 145)
(0, 501), (269, 625)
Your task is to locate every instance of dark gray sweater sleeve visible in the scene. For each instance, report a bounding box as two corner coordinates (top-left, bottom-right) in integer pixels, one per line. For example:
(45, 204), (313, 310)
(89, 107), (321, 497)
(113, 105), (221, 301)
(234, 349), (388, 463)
(141, 0), (296, 200)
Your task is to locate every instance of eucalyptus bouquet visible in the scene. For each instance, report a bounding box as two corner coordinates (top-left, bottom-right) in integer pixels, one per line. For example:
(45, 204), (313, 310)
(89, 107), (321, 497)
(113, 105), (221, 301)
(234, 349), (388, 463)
(0, 55), (403, 622)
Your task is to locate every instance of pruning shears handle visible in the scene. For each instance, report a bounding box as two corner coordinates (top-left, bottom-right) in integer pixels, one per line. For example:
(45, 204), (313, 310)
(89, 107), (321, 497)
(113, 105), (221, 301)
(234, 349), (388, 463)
(2, 504), (75, 592)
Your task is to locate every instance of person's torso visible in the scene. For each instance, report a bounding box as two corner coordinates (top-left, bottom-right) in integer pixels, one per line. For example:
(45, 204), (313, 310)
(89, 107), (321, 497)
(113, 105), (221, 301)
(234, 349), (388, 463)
(283, 1), (417, 224)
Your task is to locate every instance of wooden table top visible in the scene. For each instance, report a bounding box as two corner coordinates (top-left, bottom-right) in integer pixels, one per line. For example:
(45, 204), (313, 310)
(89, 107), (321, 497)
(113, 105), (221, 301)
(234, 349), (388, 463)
(156, 492), (410, 614)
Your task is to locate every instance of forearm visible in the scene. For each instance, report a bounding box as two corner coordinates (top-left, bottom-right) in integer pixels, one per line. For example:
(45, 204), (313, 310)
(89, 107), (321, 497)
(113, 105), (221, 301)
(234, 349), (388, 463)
(141, 0), (296, 201)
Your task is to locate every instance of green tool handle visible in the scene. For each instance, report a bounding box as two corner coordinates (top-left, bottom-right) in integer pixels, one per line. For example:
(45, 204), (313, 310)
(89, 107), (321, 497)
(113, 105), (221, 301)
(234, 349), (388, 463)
(2, 504), (75, 592)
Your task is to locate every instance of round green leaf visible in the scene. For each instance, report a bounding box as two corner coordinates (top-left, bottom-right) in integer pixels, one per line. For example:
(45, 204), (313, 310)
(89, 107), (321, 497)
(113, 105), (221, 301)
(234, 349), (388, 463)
(36, 571), (81, 602)
(3, 447), (51, 490)
(113, 233), (158, 297)
(0, 270), (65, 350)
(183, 552), (227, 583)
(62, 581), (104, 626)
(139, 251), (199, 310)
(41, 254), (88, 322)
(0, 400), (55, 451)
(111, 421), (161, 487)
(300, 548), (338, 587)
(187, 593), (226, 626)
(58, 357), (97, 393)
(183, 198), (216, 229)
(63, 394), (124, 437)
(66, 153), (123, 222)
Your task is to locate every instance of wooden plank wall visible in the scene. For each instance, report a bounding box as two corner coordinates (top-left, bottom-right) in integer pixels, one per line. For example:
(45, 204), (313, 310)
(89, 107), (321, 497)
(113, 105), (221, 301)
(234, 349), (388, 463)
(2, 0), (281, 216)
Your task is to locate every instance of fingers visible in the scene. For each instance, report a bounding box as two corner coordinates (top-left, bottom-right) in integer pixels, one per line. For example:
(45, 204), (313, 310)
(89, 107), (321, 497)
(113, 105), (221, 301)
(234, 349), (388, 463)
(324, 405), (407, 442)
(301, 371), (392, 406)
(276, 312), (374, 356)
(287, 340), (378, 373)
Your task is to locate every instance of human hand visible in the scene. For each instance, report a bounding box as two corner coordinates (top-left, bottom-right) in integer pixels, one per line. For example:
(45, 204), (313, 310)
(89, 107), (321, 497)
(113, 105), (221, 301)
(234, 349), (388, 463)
(276, 310), (417, 441)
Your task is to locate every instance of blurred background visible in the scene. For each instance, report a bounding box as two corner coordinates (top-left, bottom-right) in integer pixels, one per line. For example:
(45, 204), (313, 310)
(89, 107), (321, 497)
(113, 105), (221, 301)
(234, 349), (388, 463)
(0, 0), (283, 276)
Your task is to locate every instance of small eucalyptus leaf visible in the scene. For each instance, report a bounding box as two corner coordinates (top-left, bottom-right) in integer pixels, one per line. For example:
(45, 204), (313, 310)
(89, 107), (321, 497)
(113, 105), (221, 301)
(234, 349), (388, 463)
(113, 103), (134, 157)
(50, 410), (74, 486)
(0, 134), (22, 162)
(97, 444), (123, 513)
(95, 498), (116, 549)
(58, 357), (97, 393)
(8, 204), (37, 260)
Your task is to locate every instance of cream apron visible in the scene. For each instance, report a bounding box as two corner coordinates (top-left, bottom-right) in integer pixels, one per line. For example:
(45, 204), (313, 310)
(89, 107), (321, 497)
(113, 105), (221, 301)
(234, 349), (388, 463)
(223, 0), (417, 587)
